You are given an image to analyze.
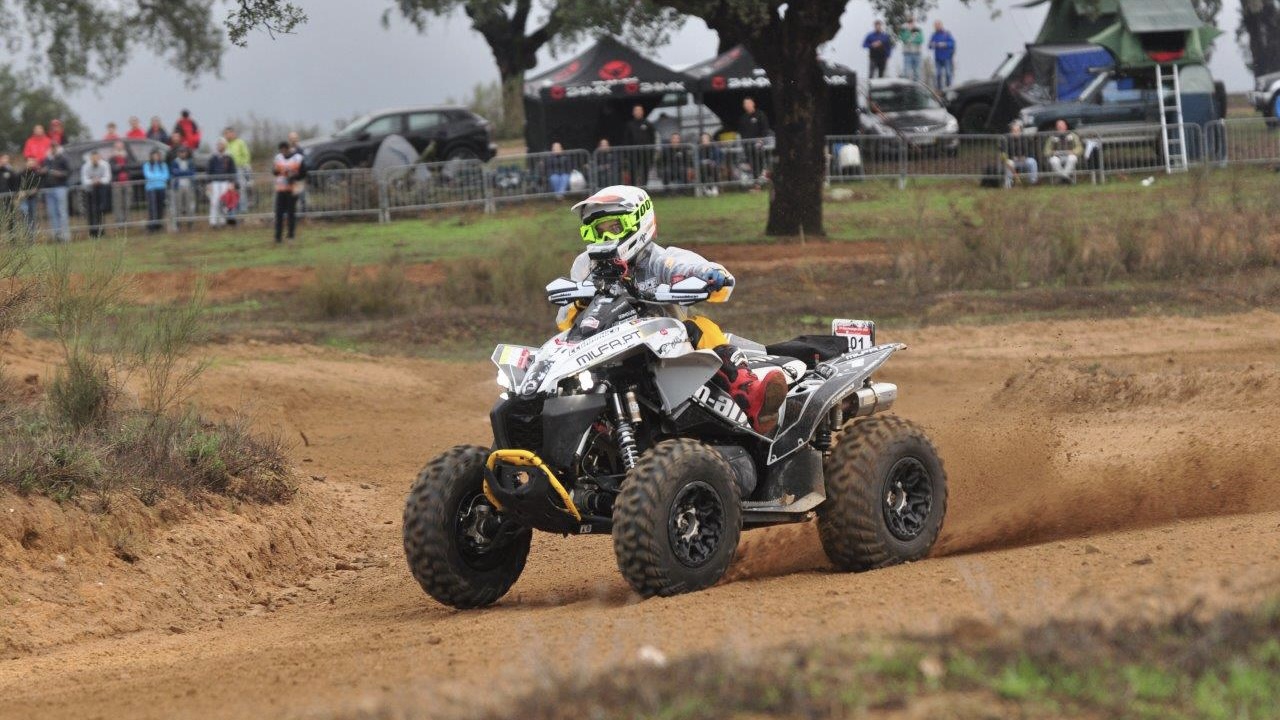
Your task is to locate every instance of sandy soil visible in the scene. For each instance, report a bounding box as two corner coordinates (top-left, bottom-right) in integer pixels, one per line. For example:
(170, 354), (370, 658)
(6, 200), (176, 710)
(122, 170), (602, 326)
(2, 310), (1280, 719)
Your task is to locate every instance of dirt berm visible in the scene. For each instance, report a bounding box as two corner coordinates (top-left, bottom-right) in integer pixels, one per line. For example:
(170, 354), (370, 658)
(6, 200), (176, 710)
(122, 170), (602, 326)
(2, 311), (1280, 719)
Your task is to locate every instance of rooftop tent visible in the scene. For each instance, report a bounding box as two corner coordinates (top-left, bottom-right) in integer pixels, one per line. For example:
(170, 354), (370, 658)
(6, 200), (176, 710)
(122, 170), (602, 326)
(1025, 44), (1116, 101)
(523, 36), (692, 152)
(684, 45), (860, 136)
(1024, 0), (1221, 66)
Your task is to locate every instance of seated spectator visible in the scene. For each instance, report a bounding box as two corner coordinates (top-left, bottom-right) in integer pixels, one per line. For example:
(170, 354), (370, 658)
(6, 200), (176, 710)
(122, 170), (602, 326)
(142, 149), (170, 233)
(545, 142), (574, 200)
(126, 116), (147, 139)
(1001, 120), (1038, 188)
(22, 124), (50, 166)
(658, 132), (693, 192)
(146, 116), (170, 144)
(594, 138), (621, 187)
(104, 122), (119, 141)
(1042, 119), (1082, 184)
(697, 132), (725, 192)
(173, 110), (201, 149)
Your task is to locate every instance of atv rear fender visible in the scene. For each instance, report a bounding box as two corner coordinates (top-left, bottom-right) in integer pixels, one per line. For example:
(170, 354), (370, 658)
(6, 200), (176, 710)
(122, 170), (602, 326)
(766, 344), (904, 464)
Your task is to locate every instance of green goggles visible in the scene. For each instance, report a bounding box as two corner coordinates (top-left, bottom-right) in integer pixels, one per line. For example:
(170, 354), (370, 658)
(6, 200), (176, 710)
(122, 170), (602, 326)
(579, 212), (638, 244)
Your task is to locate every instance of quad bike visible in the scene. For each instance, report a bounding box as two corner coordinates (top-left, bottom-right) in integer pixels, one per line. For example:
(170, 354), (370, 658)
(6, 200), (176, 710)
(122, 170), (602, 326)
(403, 245), (947, 608)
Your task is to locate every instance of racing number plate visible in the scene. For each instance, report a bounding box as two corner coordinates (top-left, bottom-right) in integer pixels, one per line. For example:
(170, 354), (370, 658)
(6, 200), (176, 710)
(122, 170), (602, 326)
(831, 319), (876, 351)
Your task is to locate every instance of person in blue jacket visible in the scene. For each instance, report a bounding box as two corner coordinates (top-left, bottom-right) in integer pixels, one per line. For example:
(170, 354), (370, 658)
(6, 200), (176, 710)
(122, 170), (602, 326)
(862, 21), (893, 79)
(142, 149), (170, 233)
(929, 20), (957, 89)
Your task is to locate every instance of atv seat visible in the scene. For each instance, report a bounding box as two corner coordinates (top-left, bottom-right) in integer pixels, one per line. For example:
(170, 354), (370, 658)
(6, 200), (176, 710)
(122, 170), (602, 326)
(764, 335), (853, 369)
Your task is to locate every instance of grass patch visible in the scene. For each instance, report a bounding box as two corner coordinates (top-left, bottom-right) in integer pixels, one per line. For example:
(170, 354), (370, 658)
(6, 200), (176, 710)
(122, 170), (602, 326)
(440, 599), (1280, 720)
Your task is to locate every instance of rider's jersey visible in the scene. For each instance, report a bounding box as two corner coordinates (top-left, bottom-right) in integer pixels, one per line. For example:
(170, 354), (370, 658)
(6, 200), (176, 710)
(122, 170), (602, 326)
(563, 243), (731, 321)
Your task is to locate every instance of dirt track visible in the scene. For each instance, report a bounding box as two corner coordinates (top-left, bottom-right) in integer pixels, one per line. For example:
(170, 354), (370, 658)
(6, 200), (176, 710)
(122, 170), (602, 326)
(3, 311), (1280, 719)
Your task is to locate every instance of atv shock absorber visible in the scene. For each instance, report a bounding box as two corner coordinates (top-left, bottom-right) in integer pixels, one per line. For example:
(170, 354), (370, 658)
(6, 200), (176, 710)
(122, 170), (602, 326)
(610, 392), (640, 470)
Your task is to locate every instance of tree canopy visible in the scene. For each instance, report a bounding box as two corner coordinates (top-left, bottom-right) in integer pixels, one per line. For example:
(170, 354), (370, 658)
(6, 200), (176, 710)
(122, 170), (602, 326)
(0, 0), (306, 88)
(0, 66), (84, 153)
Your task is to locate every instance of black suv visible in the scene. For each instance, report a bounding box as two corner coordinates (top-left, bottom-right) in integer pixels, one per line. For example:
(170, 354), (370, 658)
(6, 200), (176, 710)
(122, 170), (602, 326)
(299, 106), (497, 171)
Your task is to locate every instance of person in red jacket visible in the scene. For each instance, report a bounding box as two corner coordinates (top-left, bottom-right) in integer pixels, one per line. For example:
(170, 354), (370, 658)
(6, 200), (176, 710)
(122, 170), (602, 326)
(109, 141), (132, 225)
(48, 118), (65, 145)
(126, 116), (147, 139)
(173, 109), (201, 149)
(22, 125), (51, 166)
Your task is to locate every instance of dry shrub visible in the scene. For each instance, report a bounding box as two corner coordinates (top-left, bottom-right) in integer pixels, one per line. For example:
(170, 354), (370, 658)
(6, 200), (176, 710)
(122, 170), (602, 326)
(301, 256), (408, 319)
(437, 237), (574, 319)
(896, 179), (1280, 293)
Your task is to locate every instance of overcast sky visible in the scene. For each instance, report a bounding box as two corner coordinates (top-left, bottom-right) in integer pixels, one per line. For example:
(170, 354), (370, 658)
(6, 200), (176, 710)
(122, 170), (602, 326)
(63, 0), (1251, 144)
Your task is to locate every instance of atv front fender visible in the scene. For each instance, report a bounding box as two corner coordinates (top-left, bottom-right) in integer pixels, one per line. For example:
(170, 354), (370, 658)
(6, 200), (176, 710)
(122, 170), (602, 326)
(766, 344), (903, 464)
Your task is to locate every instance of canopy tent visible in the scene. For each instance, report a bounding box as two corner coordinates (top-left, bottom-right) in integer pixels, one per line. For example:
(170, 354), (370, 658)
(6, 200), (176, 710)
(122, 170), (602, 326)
(523, 36), (693, 152)
(1023, 0), (1221, 66)
(684, 46), (860, 136)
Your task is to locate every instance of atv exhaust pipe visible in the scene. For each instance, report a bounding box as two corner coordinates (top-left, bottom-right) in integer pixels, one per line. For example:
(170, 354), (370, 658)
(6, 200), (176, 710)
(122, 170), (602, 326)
(851, 382), (897, 418)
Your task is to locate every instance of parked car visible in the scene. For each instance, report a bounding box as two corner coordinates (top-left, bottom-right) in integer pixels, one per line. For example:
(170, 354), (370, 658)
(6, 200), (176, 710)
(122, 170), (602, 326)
(1249, 70), (1280, 117)
(62, 138), (207, 187)
(858, 78), (959, 154)
(299, 106), (497, 172)
(1018, 65), (1224, 134)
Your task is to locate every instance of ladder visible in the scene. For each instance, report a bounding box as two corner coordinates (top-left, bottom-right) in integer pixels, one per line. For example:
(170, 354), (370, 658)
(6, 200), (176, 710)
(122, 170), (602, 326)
(1155, 63), (1188, 173)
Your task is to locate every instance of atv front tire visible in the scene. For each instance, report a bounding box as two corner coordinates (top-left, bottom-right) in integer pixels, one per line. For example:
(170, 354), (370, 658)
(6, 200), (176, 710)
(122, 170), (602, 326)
(613, 439), (742, 598)
(818, 415), (947, 571)
(403, 444), (531, 609)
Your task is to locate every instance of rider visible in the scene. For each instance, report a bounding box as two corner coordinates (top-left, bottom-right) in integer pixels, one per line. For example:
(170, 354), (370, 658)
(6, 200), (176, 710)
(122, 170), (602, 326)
(562, 185), (788, 434)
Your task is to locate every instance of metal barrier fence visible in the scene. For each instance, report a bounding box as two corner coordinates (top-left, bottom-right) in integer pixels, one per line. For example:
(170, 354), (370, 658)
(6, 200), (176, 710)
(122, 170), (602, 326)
(6, 121), (1280, 242)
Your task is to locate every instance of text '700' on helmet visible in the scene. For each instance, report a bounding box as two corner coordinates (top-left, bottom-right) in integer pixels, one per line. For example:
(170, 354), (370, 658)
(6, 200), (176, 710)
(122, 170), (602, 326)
(572, 185), (656, 263)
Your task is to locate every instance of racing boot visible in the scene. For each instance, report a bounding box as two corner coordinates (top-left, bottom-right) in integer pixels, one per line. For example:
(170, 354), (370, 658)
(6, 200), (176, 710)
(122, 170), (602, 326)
(714, 346), (788, 435)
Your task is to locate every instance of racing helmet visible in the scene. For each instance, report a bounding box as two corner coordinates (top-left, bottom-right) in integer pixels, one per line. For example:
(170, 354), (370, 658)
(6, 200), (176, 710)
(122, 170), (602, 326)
(572, 185), (656, 263)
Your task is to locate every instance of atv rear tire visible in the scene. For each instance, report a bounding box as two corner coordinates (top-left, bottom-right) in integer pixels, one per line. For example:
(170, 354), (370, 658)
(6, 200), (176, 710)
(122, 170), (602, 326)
(818, 415), (947, 571)
(403, 444), (531, 609)
(613, 439), (742, 598)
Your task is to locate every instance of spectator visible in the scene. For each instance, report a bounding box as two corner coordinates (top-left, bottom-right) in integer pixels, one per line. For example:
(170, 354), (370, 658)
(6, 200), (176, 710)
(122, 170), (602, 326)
(146, 116), (170, 144)
(168, 130), (185, 158)
(223, 126), (252, 206)
(16, 157), (41, 236)
(173, 109), (201, 149)
(1001, 120), (1039, 187)
(738, 96), (771, 183)
(142, 149), (170, 233)
(622, 104), (655, 186)
(928, 20), (957, 89)
(272, 141), (304, 243)
(287, 131), (308, 212)
(697, 132), (724, 195)
(80, 149), (112, 238)
(207, 140), (237, 228)
(43, 145), (71, 243)
(15, 156), (41, 235)
(863, 20), (893, 79)
(23, 125), (51, 166)
(658, 132), (693, 192)
(544, 142), (574, 200)
(103, 122), (120, 141)
(898, 17), (925, 82)
(109, 141), (131, 225)
(594, 138), (621, 187)
(170, 145), (197, 224)
(1042, 119), (1082, 184)
(48, 119), (65, 145)
(126, 116), (146, 139)
(0, 154), (18, 240)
